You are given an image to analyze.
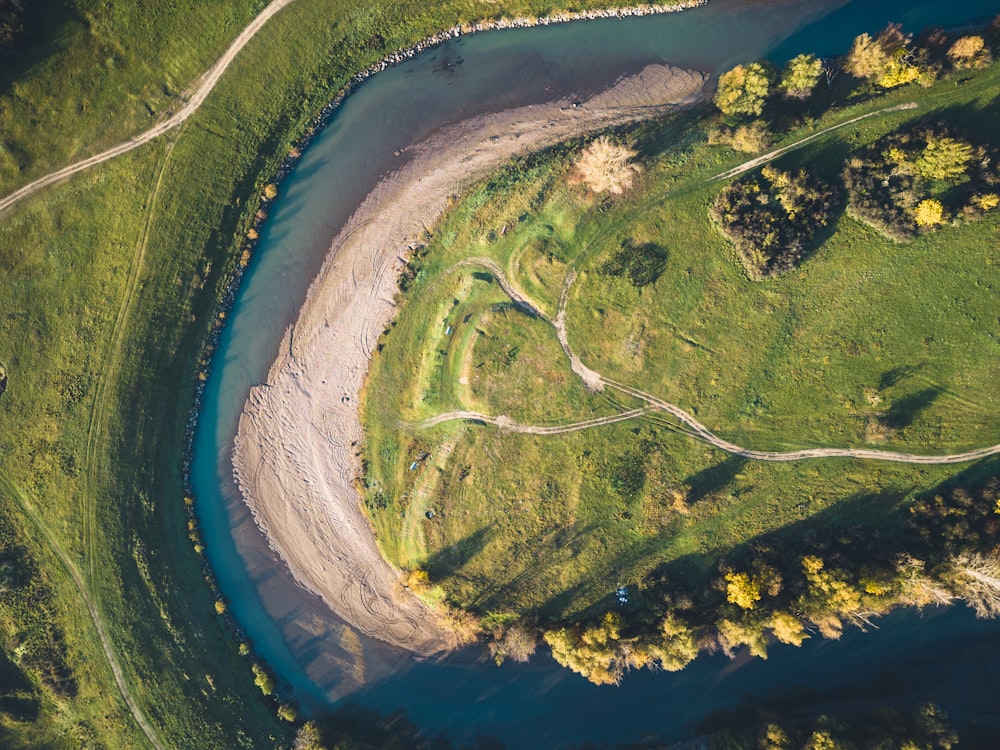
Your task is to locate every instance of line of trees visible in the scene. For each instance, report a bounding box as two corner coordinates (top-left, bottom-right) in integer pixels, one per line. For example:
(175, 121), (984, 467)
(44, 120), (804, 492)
(711, 19), (1000, 152)
(526, 474), (1000, 686)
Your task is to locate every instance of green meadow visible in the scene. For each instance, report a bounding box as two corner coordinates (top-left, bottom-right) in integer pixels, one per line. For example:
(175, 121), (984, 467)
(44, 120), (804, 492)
(361, 60), (1000, 624)
(0, 0), (698, 746)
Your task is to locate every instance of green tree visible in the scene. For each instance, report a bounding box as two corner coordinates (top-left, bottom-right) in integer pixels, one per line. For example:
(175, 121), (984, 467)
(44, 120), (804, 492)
(725, 571), (762, 609)
(914, 135), (972, 180)
(769, 611), (809, 646)
(844, 25), (918, 88)
(544, 613), (624, 685)
(715, 62), (773, 116)
(914, 199), (945, 228)
(251, 663), (274, 696)
(780, 53), (823, 99)
(717, 617), (769, 659)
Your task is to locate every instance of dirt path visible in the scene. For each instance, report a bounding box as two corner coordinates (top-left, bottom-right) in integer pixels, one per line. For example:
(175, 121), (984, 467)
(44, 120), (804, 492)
(442, 263), (1000, 466)
(232, 64), (708, 654)
(707, 102), (919, 183)
(411, 407), (649, 434)
(0, 471), (165, 750)
(0, 0), (298, 216)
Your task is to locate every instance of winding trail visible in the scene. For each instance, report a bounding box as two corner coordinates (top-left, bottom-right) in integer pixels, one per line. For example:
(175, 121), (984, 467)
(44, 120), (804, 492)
(426, 261), (1000, 466)
(411, 407), (650, 434)
(233, 64), (709, 654)
(0, 0), (298, 215)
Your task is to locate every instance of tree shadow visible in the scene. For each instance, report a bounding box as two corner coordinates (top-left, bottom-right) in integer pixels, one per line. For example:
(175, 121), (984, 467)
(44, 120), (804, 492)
(885, 386), (941, 430)
(0, 1), (81, 97)
(425, 525), (494, 583)
(879, 364), (922, 392)
(684, 455), (748, 504)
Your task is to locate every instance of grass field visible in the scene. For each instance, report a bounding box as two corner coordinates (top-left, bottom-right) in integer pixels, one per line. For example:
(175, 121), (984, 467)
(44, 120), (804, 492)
(0, 0), (707, 746)
(361, 60), (1000, 625)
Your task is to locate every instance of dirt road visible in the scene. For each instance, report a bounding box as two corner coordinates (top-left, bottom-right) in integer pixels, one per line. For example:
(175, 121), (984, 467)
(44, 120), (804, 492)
(0, 0), (299, 215)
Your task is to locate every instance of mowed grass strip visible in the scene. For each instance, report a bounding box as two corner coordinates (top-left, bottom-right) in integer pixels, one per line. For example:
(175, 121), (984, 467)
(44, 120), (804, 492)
(362, 61), (1000, 625)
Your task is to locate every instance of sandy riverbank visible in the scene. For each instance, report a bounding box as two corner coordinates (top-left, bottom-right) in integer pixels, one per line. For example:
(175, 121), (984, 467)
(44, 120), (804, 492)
(232, 63), (707, 654)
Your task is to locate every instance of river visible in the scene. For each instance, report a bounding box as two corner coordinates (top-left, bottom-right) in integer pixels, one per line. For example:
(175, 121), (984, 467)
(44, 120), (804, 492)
(189, 0), (1000, 746)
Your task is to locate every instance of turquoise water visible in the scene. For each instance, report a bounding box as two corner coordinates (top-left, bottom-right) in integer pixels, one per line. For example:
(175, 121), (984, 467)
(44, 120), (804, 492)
(190, 0), (1000, 745)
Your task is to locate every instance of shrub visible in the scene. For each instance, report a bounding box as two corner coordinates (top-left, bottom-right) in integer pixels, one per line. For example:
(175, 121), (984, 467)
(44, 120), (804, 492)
(707, 121), (772, 154)
(711, 165), (839, 278)
(571, 136), (639, 195)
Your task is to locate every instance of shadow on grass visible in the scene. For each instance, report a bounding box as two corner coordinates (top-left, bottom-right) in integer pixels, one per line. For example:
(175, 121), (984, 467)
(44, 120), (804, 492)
(684, 455), (747, 504)
(425, 525), (494, 583)
(879, 364), (922, 392)
(886, 386), (941, 430)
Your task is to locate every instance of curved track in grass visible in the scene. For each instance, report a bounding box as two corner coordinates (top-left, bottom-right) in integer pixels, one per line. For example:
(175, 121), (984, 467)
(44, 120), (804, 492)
(426, 261), (1000, 466)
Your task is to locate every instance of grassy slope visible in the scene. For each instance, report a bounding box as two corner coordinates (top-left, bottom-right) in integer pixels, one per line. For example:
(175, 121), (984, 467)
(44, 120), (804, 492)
(0, 0), (701, 746)
(362, 63), (1000, 623)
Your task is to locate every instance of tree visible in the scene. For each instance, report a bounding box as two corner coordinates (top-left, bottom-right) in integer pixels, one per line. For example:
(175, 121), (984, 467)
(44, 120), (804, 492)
(715, 62), (773, 116)
(914, 135), (972, 180)
(780, 53), (823, 99)
(951, 552), (1000, 618)
(844, 25), (918, 88)
(725, 571), (762, 609)
(544, 613), (625, 685)
(947, 35), (991, 69)
(798, 556), (863, 638)
(293, 721), (326, 750)
(769, 611), (809, 646)
(717, 617), (768, 659)
(251, 663), (274, 696)
(489, 622), (537, 665)
(914, 198), (944, 228)
(844, 33), (891, 79)
(572, 136), (640, 195)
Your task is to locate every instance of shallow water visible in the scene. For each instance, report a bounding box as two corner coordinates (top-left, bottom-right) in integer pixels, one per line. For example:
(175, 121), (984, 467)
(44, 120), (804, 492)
(190, 0), (1000, 745)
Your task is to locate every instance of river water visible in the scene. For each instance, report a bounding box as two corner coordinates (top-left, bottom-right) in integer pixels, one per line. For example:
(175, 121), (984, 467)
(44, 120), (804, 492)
(190, 0), (1000, 746)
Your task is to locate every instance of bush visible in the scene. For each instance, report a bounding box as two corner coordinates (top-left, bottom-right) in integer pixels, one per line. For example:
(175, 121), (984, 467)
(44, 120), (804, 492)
(711, 165), (839, 278)
(843, 123), (996, 240)
(571, 136), (639, 195)
(707, 121), (772, 154)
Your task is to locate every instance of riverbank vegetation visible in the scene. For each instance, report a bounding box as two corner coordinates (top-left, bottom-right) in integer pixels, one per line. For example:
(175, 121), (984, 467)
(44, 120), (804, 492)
(362, 20), (1000, 687)
(0, 0), (706, 746)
